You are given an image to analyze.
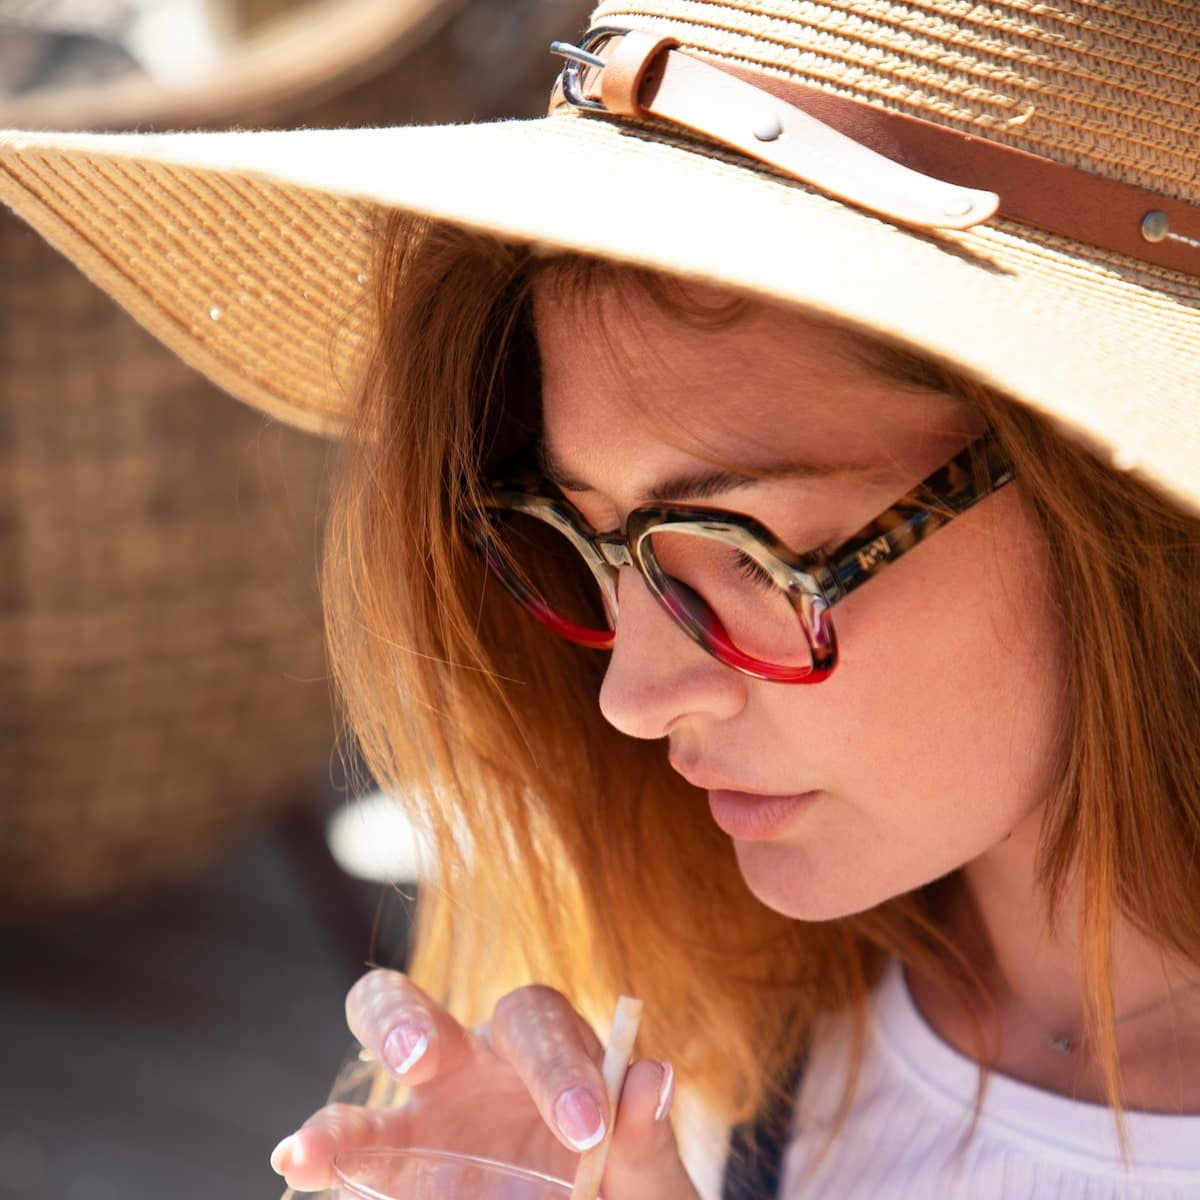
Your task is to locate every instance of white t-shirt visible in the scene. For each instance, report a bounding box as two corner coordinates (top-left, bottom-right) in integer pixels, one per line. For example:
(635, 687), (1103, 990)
(777, 960), (1200, 1198)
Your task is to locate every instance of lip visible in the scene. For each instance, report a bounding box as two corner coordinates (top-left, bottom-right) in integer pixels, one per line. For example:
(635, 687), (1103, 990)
(669, 759), (809, 798)
(706, 789), (821, 841)
(668, 759), (822, 840)
(669, 759), (777, 794)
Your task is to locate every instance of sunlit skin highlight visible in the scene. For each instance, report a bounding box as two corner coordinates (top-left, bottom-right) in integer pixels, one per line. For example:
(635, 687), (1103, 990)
(534, 277), (1066, 925)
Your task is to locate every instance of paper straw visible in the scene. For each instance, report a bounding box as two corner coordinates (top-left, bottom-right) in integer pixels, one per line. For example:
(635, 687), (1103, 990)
(570, 995), (644, 1200)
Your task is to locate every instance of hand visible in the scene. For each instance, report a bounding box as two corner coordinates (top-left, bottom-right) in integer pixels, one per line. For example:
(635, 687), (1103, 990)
(270, 971), (700, 1200)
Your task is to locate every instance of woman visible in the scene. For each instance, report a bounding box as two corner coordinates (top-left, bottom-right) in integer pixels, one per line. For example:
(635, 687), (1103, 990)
(2, 1), (1198, 1196)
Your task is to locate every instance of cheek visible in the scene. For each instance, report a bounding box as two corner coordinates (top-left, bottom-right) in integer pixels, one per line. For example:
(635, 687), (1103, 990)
(834, 491), (1067, 802)
(739, 491), (1069, 918)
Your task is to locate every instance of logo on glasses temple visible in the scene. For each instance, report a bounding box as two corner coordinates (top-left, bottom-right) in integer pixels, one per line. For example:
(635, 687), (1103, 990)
(855, 536), (892, 573)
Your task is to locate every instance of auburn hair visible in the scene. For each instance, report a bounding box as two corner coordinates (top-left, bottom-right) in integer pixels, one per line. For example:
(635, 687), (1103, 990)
(321, 211), (1200, 1139)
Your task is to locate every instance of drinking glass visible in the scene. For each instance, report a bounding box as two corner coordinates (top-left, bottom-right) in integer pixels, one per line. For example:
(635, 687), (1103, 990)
(331, 1147), (573, 1199)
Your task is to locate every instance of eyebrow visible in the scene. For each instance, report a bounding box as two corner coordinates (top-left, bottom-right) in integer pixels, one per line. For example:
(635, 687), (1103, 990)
(539, 441), (853, 504)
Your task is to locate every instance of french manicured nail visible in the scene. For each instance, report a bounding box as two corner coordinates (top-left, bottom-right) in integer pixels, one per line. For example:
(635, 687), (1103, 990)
(383, 1024), (430, 1075)
(654, 1061), (675, 1122)
(555, 1086), (606, 1151)
(269, 1134), (294, 1176)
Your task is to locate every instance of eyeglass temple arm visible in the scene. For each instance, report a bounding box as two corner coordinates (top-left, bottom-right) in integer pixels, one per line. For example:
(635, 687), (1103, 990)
(822, 435), (1014, 603)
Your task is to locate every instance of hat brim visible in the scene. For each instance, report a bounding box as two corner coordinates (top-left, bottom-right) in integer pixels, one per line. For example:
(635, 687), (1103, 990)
(2, 114), (1198, 511)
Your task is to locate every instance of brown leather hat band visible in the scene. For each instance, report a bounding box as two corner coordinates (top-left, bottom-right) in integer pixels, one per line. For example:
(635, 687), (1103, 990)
(550, 29), (1200, 278)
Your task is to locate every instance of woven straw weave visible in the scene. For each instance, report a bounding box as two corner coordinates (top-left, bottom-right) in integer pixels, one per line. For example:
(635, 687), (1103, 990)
(0, 0), (593, 921)
(4, 0), (1196, 514)
(589, 0), (1200, 200)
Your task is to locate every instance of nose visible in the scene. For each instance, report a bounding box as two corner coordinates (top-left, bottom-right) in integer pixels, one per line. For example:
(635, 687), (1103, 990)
(597, 567), (747, 739)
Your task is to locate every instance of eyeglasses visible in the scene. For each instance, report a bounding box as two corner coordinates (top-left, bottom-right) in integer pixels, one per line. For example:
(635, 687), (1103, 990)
(476, 433), (1014, 683)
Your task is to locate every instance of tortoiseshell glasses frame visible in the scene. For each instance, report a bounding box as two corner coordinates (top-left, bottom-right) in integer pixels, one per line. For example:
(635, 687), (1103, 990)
(478, 433), (1014, 683)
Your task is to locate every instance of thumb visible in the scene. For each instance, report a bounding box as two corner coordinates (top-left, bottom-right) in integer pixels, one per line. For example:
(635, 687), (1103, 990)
(602, 1059), (699, 1200)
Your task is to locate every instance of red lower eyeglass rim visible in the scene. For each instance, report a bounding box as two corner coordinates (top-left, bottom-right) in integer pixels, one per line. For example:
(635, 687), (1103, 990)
(542, 593), (831, 682)
(524, 595), (616, 650)
(685, 612), (826, 683)
(491, 556), (832, 681)
(657, 580), (830, 683)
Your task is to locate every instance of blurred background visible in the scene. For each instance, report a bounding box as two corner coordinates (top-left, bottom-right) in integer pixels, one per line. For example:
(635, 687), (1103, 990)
(0, 2), (592, 1196)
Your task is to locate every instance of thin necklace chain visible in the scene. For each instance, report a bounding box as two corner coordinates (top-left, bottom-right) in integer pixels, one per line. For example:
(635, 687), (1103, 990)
(1004, 979), (1200, 1056)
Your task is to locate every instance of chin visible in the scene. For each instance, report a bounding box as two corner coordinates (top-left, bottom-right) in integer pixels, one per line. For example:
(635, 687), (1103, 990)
(732, 839), (899, 922)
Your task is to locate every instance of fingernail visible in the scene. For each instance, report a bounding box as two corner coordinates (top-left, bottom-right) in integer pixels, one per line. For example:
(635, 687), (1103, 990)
(269, 1134), (294, 1176)
(554, 1086), (606, 1151)
(383, 1024), (430, 1075)
(654, 1062), (675, 1122)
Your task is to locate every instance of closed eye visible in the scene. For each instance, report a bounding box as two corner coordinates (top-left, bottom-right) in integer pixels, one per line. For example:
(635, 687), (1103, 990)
(735, 552), (778, 590)
(736, 540), (839, 590)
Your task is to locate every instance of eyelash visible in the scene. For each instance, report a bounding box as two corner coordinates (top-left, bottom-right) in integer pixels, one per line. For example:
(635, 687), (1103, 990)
(736, 553), (777, 589)
(736, 541), (840, 589)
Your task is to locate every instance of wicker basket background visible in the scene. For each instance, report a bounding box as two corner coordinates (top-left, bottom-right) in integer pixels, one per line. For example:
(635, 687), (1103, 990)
(0, 0), (592, 921)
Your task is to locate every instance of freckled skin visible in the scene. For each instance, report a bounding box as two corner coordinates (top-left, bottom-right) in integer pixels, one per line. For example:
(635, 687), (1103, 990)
(534, 279), (1068, 922)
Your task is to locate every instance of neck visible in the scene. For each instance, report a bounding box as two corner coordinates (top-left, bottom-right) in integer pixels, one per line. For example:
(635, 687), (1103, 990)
(907, 802), (1200, 1113)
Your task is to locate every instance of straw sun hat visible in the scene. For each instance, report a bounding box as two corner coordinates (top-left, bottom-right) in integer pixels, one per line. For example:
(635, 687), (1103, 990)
(1, 0), (1199, 511)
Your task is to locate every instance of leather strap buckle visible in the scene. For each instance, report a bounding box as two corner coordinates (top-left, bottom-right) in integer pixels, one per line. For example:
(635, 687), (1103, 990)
(549, 29), (998, 233)
(547, 29), (1200, 276)
(550, 26), (633, 113)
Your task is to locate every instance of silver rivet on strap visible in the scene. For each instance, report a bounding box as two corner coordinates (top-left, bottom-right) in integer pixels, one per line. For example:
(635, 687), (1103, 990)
(943, 197), (975, 218)
(752, 111), (783, 142)
(1141, 210), (1170, 243)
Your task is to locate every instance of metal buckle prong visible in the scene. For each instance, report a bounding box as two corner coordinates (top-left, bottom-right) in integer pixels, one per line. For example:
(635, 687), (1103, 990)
(548, 41), (607, 70)
(549, 25), (631, 112)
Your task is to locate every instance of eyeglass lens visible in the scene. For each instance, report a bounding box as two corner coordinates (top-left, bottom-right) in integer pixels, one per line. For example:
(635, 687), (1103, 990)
(487, 511), (816, 671)
(645, 529), (814, 668)
(488, 509), (611, 637)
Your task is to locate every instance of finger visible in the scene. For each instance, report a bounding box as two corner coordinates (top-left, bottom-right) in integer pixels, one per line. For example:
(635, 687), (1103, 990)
(345, 969), (480, 1085)
(270, 1103), (412, 1193)
(603, 1058), (699, 1200)
(488, 985), (609, 1155)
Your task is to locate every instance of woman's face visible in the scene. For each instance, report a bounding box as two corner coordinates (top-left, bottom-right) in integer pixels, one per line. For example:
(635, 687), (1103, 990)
(532, 276), (1068, 921)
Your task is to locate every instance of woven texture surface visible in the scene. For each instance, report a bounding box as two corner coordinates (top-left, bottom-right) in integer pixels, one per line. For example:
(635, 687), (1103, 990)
(591, 0), (1200, 198)
(1, 0), (1197, 512)
(0, 206), (335, 917)
(0, 0), (595, 920)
